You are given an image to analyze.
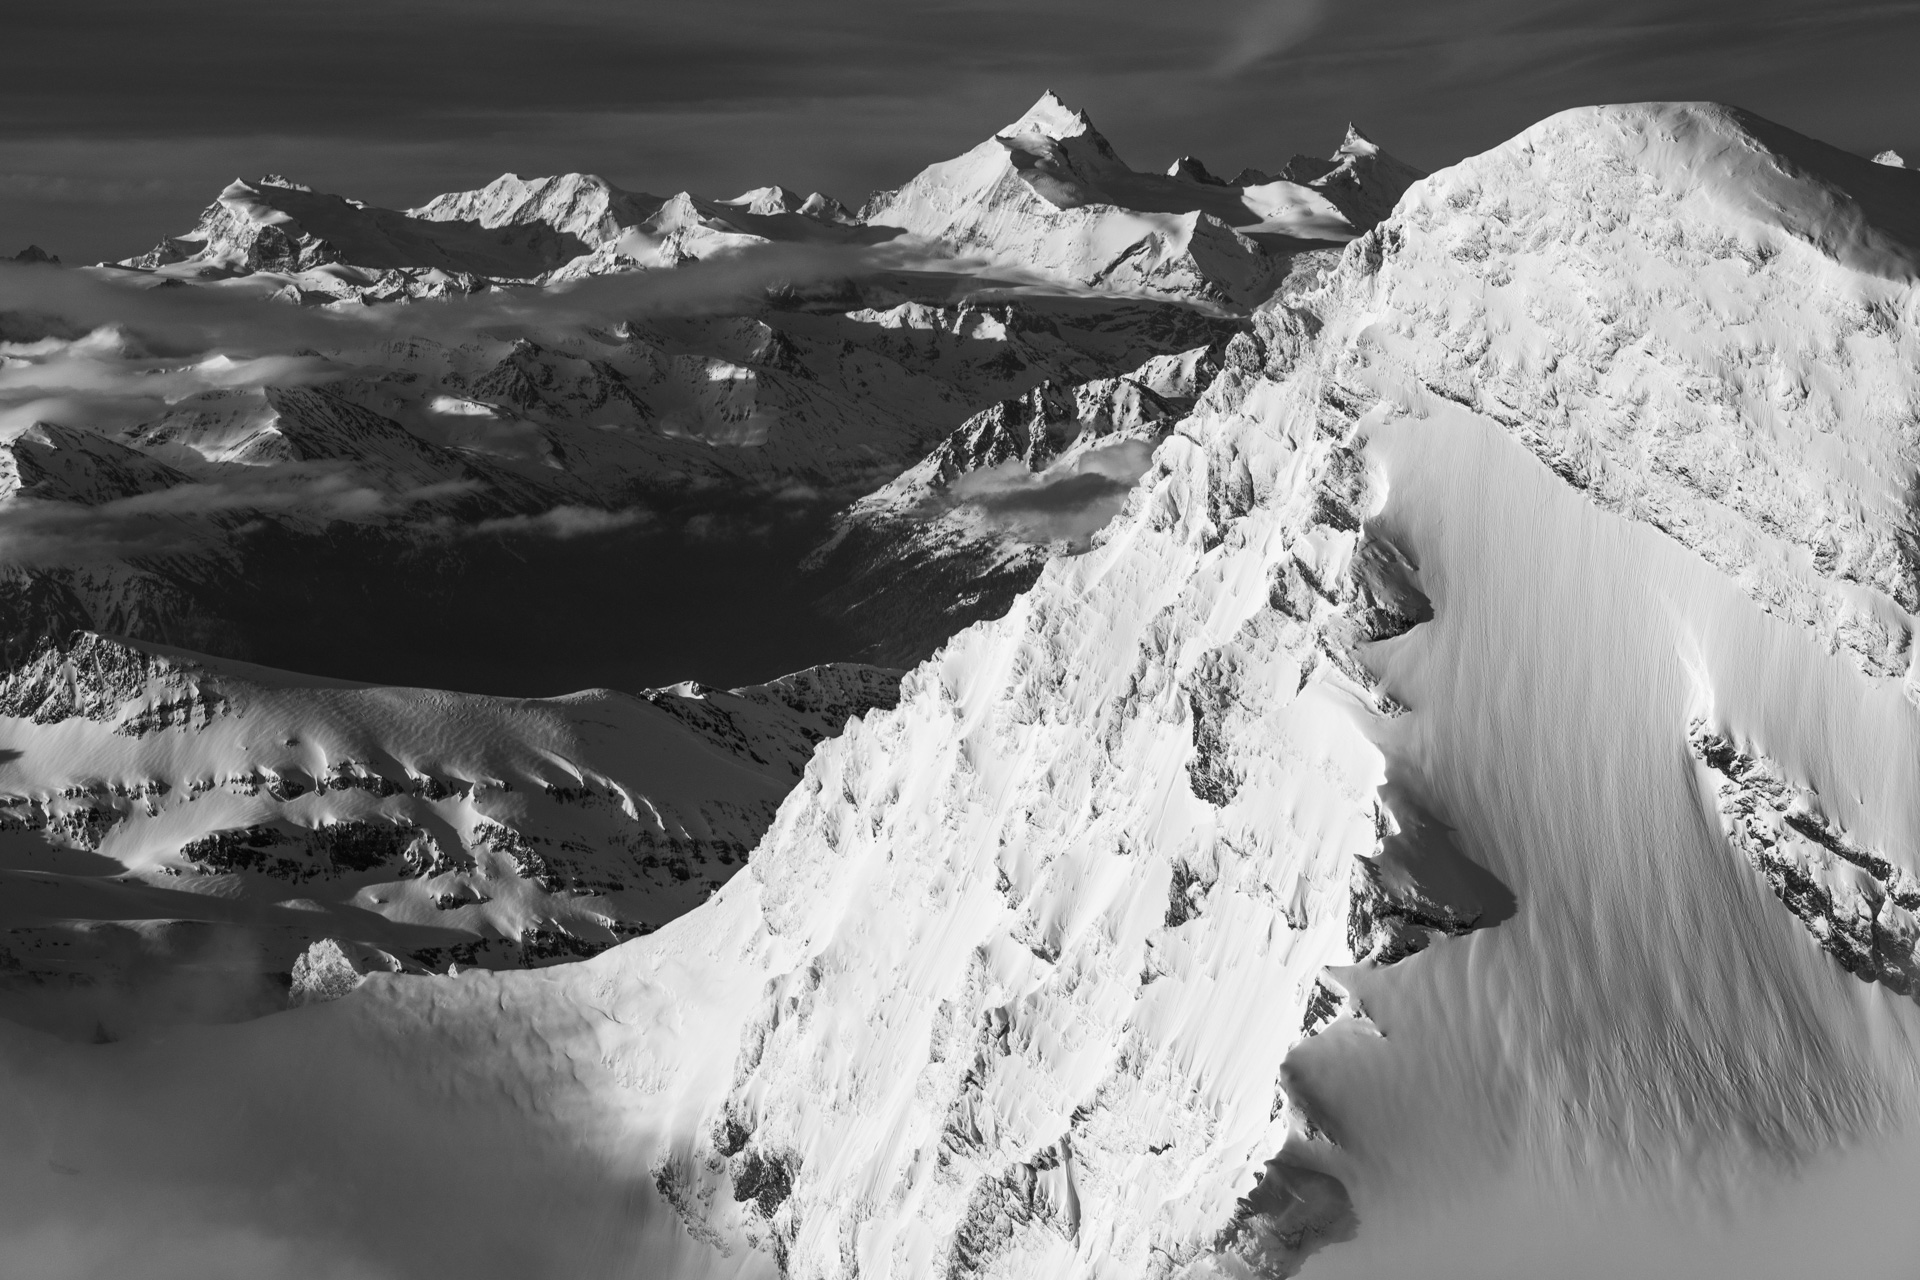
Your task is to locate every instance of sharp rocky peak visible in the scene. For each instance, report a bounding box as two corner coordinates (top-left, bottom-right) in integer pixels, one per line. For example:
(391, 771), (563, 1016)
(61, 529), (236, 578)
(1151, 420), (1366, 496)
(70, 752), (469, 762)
(1000, 89), (1099, 143)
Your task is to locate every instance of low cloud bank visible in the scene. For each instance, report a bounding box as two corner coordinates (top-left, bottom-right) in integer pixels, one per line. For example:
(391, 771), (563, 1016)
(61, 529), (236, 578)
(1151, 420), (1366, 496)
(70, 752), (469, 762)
(0, 235), (1029, 359)
(0, 468), (478, 565)
(1, 241), (992, 562)
(444, 504), (652, 541)
(938, 437), (1159, 546)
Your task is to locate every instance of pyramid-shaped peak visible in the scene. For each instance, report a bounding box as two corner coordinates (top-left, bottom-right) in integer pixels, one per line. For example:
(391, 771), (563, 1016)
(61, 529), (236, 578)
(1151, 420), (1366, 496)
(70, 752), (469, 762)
(1875, 150), (1908, 169)
(1001, 91), (1097, 142)
(1337, 125), (1382, 158)
(1166, 156), (1225, 185)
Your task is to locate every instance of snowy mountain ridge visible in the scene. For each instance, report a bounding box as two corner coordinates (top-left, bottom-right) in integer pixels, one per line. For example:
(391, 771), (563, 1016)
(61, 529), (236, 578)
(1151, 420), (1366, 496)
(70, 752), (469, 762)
(3, 97), (1920, 1279)
(104, 93), (1417, 309)
(0, 628), (902, 1035)
(544, 100), (1920, 1278)
(859, 93), (1422, 308)
(328, 100), (1920, 1275)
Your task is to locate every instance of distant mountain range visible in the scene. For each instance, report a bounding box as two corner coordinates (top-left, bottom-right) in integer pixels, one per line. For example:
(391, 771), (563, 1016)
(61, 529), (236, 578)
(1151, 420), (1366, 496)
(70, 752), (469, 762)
(0, 95), (1399, 1005)
(110, 91), (1419, 305)
(8, 93), (1914, 1278)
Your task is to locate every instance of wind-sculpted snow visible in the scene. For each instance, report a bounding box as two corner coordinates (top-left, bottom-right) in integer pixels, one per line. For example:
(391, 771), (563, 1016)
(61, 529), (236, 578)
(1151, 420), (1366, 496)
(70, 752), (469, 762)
(1337, 101), (1920, 680)
(627, 101), (1920, 1276)
(8, 100), (1920, 1278)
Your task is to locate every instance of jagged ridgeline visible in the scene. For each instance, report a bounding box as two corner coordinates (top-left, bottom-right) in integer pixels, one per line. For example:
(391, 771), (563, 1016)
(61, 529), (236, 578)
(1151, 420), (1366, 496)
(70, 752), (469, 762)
(4, 96), (1917, 1279)
(0, 629), (900, 1037)
(0, 93), (1414, 694)
(0, 92), (1406, 1036)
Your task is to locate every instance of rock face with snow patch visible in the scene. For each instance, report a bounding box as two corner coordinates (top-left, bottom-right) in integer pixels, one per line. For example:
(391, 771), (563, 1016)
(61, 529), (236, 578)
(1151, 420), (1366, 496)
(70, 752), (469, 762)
(0, 631), (901, 1027)
(453, 100), (1920, 1278)
(862, 94), (1421, 307)
(7, 95), (1920, 1279)
(1692, 723), (1920, 995)
(808, 354), (1204, 664)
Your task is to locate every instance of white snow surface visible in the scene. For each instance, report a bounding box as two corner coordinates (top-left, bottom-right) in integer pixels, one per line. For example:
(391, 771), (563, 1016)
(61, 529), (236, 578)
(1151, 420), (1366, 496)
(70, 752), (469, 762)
(101, 93), (1418, 312)
(7, 101), (1920, 1278)
(860, 94), (1421, 308)
(0, 633), (901, 1035)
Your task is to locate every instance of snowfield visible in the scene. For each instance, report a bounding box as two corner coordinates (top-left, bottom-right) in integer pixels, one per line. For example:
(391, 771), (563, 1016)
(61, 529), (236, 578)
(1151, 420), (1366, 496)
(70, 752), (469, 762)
(0, 630), (901, 1036)
(3, 100), (1920, 1279)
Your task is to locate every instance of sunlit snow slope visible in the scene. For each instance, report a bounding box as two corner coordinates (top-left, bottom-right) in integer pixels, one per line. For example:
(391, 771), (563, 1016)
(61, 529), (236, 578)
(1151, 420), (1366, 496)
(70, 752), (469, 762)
(5, 102), (1920, 1280)
(0, 632), (899, 1037)
(862, 93), (1421, 308)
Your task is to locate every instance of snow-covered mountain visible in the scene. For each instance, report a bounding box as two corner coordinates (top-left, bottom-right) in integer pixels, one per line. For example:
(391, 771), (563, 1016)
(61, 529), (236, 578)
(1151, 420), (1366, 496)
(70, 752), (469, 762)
(0, 295), (1231, 684)
(6, 95), (1920, 1278)
(106, 93), (1415, 311)
(0, 92), (1411, 684)
(861, 94), (1421, 307)
(806, 332), (1241, 664)
(0, 630), (899, 1037)
(126, 175), (595, 294)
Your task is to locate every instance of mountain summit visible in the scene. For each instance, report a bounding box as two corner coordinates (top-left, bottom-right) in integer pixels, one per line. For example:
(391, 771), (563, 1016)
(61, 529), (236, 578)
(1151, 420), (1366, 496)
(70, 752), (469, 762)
(861, 92), (1423, 306)
(8, 94), (1915, 1278)
(103, 93), (1421, 310)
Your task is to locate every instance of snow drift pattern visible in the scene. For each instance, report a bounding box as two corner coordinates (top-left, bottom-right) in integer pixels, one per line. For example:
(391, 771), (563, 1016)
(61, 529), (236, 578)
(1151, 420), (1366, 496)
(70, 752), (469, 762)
(3, 99), (1920, 1280)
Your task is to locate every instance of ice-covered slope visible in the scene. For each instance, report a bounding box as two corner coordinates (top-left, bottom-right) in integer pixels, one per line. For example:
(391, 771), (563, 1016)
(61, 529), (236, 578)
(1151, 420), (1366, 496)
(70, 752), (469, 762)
(413, 172), (888, 280)
(120, 171), (873, 299)
(0, 631), (899, 1035)
(8, 100), (1920, 1277)
(411, 172), (672, 246)
(1354, 102), (1920, 678)
(127, 175), (593, 287)
(861, 94), (1421, 308)
(806, 337), (1234, 665)
(663, 100), (1920, 1277)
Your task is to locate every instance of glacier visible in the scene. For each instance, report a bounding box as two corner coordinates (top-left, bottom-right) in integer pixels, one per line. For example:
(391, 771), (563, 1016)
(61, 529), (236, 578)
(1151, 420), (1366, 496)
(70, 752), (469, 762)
(1, 98), (1919, 1279)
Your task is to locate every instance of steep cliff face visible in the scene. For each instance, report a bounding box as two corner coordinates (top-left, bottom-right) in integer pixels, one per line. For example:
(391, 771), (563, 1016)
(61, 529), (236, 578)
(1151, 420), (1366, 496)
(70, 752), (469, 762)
(585, 101), (1920, 1275)
(1332, 102), (1920, 681)
(808, 349), (1215, 666)
(4, 101), (1920, 1278)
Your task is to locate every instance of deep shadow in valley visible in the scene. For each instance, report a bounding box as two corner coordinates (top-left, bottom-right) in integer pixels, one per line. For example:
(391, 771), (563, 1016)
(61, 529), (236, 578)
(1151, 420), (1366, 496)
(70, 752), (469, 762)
(221, 498), (863, 698)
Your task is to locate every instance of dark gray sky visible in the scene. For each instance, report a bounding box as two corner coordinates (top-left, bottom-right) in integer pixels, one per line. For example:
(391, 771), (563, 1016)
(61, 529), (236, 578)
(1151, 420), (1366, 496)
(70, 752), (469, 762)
(4, 0), (1917, 263)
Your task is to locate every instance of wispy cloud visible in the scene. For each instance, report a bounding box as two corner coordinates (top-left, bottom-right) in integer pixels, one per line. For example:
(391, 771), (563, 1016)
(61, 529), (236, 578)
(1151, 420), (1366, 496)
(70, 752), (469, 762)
(1214, 0), (1329, 76)
(450, 504), (651, 540)
(0, 467), (479, 566)
(0, 174), (200, 204)
(937, 438), (1159, 546)
(0, 237), (1026, 360)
